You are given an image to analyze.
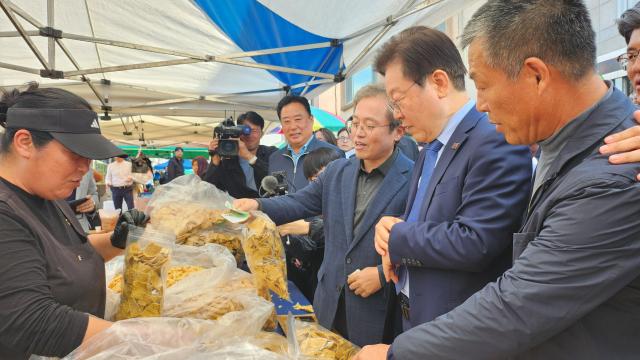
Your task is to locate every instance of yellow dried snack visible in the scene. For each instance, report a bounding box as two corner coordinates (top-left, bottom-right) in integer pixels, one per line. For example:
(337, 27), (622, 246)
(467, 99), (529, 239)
(296, 321), (360, 360)
(115, 242), (170, 320)
(244, 215), (289, 300)
(108, 274), (123, 293)
(151, 201), (226, 238)
(178, 230), (244, 264)
(293, 303), (314, 313)
(251, 332), (288, 355)
(166, 265), (205, 288)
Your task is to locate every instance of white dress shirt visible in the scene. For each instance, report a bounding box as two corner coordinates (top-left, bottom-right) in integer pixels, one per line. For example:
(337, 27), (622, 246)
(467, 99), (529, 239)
(106, 160), (133, 187)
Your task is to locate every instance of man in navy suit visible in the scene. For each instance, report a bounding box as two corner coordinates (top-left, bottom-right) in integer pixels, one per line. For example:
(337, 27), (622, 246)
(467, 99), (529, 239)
(234, 84), (413, 346)
(372, 26), (532, 332)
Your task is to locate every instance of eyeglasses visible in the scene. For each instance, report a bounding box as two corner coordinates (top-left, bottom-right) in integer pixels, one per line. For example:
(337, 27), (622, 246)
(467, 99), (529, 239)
(337, 136), (351, 142)
(617, 50), (640, 70)
(387, 82), (417, 113)
(347, 122), (391, 135)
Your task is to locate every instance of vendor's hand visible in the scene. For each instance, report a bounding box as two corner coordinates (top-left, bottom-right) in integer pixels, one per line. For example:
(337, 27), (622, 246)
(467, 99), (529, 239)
(277, 220), (310, 236)
(233, 198), (259, 212)
(600, 110), (640, 180)
(347, 266), (382, 298)
(76, 196), (95, 213)
(382, 252), (398, 283)
(354, 344), (391, 360)
(374, 216), (403, 256)
(237, 139), (252, 161)
(110, 209), (149, 249)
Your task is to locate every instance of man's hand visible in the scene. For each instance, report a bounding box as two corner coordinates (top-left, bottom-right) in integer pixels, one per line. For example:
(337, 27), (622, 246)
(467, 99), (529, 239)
(76, 196), (95, 213)
(208, 139), (221, 166)
(353, 344), (390, 360)
(374, 216), (403, 256)
(381, 251), (399, 283)
(600, 109), (640, 180)
(237, 139), (253, 161)
(233, 198), (259, 212)
(208, 138), (219, 152)
(277, 220), (309, 236)
(347, 267), (383, 298)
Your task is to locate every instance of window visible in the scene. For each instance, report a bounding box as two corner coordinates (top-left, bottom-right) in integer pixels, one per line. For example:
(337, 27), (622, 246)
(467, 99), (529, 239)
(344, 66), (375, 106)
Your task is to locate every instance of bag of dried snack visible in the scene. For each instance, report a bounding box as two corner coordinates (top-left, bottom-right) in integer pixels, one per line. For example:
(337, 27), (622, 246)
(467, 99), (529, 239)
(104, 255), (124, 321)
(242, 212), (289, 300)
(289, 317), (360, 360)
(176, 225), (245, 264)
(115, 227), (173, 320)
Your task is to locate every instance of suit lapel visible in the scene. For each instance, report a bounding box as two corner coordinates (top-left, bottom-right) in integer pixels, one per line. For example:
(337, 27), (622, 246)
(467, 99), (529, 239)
(342, 158), (359, 245)
(418, 109), (482, 219)
(349, 158), (410, 253)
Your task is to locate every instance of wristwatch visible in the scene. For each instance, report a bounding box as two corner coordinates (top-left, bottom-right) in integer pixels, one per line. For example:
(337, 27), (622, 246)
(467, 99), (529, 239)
(248, 155), (258, 165)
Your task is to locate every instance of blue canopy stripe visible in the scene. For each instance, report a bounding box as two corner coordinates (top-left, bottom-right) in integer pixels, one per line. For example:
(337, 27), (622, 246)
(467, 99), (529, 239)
(195, 0), (344, 95)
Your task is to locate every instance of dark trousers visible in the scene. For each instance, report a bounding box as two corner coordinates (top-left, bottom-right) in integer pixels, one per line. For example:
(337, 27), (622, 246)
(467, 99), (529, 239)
(111, 186), (134, 211)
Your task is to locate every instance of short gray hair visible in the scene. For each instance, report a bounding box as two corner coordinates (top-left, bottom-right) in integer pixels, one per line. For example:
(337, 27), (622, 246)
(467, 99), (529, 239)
(618, 2), (640, 44)
(461, 0), (596, 81)
(352, 83), (400, 130)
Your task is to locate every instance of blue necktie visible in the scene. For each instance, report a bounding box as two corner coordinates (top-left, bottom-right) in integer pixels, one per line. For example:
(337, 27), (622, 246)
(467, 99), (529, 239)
(397, 139), (443, 294)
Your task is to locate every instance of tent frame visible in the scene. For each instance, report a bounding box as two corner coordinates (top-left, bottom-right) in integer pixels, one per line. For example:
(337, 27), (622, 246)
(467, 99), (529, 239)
(0, 0), (442, 142)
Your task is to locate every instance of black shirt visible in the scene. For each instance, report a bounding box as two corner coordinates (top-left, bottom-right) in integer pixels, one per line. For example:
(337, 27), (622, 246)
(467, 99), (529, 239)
(0, 178), (104, 359)
(353, 148), (399, 239)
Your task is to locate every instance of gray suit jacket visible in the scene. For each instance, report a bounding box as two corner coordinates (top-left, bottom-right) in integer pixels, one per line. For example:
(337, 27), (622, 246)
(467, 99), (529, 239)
(260, 153), (413, 346)
(74, 171), (98, 232)
(390, 87), (640, 359)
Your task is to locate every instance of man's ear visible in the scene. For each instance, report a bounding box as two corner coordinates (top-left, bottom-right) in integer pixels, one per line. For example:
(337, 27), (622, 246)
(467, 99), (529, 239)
(430, 69), (452, 98)
(522, 57), (551, 95)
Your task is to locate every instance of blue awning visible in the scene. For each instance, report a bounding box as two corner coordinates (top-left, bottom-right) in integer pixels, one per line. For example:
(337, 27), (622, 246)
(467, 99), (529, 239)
(194, 0), (344, 95)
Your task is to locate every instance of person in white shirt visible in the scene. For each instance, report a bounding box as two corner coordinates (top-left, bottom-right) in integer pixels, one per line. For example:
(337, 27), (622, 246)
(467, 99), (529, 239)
(105, 155), (133, 210)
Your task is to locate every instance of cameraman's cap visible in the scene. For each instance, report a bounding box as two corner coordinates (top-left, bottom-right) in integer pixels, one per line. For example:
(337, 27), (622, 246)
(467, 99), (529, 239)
(6, 108), (124, 159)
(174, 146), (184, 152)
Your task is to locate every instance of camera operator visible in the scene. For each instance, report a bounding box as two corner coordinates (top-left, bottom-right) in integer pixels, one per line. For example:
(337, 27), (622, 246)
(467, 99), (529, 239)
(203, 111), (276, 198)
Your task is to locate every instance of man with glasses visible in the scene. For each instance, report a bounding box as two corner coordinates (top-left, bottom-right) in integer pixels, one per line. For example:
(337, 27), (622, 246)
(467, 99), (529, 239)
(203, 111), (277, 198)
(234, 84), (412, 346)
(372, 26), (532, 334)
(336, 124), (355, 158)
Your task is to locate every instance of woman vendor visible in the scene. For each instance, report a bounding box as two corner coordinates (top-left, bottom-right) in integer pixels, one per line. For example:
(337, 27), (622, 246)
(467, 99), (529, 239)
(0, 84), (148, 359)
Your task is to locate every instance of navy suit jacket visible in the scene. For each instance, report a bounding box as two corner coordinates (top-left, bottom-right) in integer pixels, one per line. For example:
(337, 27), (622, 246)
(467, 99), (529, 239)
(389, 107), (532, 328)
(260, 153), (413, 346)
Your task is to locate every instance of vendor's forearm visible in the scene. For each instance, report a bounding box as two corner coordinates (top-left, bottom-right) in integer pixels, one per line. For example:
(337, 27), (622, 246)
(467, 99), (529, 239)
(87, 233), (123, 261)
(82, 316), (112, 343)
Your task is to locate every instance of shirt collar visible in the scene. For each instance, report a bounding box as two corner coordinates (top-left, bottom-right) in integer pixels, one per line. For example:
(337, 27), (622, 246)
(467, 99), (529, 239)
(436, 99), (475, 147)
(287, 134), (314, 155)
(359, 147), (399, 176)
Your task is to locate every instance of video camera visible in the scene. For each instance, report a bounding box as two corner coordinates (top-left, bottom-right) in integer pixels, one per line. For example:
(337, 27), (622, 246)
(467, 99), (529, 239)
(213, 117), (251, 158)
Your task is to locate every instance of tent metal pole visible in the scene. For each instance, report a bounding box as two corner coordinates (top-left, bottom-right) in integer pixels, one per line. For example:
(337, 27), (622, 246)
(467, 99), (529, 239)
(218, 42), (332, 59)
(344, 23), (394, 78)
(0, 30), (38, 37)
(4, 0), (42, 27)
(47, 0), (55, 70)
(63, 58), (203, 77)
(301, 47), (338, 95)
(54, 38), (109, 107)
(290, 79), (334, 90)
(213, 57), (335, 79)
(0, 0), (51, 70)
(0, 61), (41, 75)
(61, 32), (209, 61)
(341, 0), (442, 42)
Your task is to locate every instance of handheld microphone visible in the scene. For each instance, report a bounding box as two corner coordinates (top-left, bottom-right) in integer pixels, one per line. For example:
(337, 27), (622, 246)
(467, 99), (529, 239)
(261, 175), (279, 196)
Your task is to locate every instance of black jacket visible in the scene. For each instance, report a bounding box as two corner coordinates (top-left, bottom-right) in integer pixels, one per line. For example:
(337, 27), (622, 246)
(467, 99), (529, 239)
(203, 145), (277, 198)
(165, 157), (184, 182)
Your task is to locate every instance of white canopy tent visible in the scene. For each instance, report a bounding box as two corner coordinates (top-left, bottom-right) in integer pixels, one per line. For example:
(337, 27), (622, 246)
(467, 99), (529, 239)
(0, 0), (466, 148)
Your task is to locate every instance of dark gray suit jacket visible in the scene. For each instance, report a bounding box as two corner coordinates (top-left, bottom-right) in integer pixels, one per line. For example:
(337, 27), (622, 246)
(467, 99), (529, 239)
(260, 153), (413, 346)
(390, 87), (640, 359)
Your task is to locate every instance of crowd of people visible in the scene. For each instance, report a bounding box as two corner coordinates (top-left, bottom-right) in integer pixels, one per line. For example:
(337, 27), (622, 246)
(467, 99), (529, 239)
(1, 0), (640, 359)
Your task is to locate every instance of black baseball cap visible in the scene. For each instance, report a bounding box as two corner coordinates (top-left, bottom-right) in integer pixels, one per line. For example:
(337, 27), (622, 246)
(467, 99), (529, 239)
(6, 108), (124, 159)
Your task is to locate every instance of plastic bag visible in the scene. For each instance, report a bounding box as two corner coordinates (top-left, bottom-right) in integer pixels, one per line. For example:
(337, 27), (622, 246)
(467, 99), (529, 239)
(147, 174), (232, 215)
(104, 256), (124, 321)
(115, 227), (173, 320)
(176, 225), (245, 264)
(63, 317), (273, 360)
(243, 212), (289, 300)
(289, 317), (360, 360)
